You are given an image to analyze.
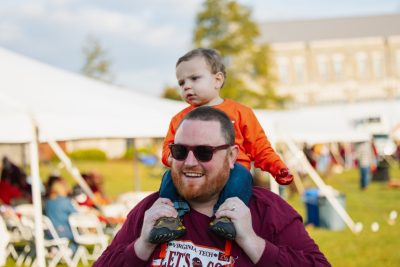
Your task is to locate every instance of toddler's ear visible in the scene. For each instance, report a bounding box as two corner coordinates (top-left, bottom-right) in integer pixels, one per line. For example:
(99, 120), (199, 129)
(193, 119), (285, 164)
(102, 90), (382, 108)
(215, 72), (224, 89)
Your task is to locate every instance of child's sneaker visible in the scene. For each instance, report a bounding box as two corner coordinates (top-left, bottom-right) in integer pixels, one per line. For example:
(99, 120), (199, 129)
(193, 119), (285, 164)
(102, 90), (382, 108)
(209, 216), (236, 240)
(149, 217), (186, 244)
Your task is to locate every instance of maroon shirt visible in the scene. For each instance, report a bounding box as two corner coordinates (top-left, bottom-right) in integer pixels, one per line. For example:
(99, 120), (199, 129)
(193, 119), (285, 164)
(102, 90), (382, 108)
(94, 187), (331, 266)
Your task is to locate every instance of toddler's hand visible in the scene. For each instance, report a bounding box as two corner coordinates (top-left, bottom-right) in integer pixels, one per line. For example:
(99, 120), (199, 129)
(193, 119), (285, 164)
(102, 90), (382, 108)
(275, 168), (293, 185)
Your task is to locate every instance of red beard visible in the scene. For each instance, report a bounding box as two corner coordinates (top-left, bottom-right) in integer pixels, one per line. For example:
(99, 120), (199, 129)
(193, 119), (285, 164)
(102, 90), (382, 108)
(171, 156), (231, 202)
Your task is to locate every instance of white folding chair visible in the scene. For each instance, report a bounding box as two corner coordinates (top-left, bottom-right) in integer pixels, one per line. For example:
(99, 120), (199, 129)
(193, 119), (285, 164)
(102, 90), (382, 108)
(14, 204), (35, 218)
(0, 215), (11, 266)
(68, 213), (109, 261)
(1, 210), (33, 266)
(19, 214), (82, 267)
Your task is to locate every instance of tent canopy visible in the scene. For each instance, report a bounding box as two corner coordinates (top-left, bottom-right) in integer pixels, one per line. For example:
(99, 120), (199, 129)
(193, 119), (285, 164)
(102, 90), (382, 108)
(0, 47), (185, 143)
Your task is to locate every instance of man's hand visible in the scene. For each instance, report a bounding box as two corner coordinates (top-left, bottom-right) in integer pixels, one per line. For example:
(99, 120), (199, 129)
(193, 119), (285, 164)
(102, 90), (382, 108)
(275, 168), (294, 185)
(215, 197), (265, 264)
(134, 198), (178, 260)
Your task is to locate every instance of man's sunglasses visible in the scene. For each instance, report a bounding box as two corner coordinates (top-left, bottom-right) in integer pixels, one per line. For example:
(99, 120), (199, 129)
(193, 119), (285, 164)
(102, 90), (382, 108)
(169, 144), (231, 162)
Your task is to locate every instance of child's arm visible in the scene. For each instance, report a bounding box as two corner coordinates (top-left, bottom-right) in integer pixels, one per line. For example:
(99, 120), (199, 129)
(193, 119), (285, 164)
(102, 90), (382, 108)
(241, 109), (293, 184)
(162, 108), (192, 167)
(162, 121), (176, 167)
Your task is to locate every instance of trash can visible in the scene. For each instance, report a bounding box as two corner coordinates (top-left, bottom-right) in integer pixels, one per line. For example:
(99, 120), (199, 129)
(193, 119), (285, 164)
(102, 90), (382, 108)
(318, 193), (346, 231)
(372, 159), (390, 181)
(303, 188), (320, 226)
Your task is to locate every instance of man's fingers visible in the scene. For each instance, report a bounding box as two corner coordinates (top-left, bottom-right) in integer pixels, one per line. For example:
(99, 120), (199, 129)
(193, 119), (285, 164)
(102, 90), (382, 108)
(156, 197), (175, 206)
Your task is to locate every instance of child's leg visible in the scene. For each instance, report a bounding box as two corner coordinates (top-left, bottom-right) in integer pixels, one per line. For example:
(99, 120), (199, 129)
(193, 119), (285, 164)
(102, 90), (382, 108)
(159, 170), (190, 217)
(214, 163), (253, 213)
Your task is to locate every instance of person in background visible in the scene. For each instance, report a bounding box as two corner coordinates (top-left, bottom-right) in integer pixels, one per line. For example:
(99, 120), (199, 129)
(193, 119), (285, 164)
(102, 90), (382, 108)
(355, 141), (377, 190)
(152, 48), (293, 243)
(44, 175), (78, 253)
(0, 156), (31, 205)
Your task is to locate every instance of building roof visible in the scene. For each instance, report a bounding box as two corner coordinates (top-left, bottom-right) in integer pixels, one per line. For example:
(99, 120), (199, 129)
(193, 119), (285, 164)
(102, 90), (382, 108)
(259, 13), (400, 43)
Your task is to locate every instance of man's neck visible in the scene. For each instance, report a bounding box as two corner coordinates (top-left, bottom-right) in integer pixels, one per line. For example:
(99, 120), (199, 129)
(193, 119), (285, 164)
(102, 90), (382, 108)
(187, 196), (219, 217)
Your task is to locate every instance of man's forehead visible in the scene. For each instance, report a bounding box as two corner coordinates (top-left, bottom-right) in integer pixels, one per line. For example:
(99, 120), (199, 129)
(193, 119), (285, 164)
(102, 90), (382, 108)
(175, 119), (223, 143)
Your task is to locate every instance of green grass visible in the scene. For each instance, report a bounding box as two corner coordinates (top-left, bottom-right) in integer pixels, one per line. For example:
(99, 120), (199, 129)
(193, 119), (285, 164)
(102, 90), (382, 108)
(286, 167), (400, 267)
(8, 160), (400, 266)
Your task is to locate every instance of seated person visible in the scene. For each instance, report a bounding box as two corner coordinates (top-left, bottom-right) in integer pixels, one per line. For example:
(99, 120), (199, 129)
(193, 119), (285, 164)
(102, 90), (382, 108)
(93, 107), (330, 266)
(44, 176), (78, 253)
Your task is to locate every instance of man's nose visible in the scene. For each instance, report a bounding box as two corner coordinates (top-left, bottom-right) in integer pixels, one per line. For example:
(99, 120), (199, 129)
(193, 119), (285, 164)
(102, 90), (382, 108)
(184, 151), (198, 166)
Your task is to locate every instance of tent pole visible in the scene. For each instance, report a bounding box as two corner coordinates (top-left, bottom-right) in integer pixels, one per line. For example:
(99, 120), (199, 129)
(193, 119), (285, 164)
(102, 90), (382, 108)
(284, 137), (360, 233)
(132, 139), (141, 192)
(47, 140), (96, 202)
(29, 122), (46, 267)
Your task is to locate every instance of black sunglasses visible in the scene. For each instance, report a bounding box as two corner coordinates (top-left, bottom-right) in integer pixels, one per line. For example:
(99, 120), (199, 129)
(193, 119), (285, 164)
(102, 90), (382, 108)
(169, 143), (231, 162)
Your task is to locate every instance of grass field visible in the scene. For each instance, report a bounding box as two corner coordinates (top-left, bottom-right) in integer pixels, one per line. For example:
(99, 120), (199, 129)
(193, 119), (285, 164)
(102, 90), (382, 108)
(6, 159), (400, 266)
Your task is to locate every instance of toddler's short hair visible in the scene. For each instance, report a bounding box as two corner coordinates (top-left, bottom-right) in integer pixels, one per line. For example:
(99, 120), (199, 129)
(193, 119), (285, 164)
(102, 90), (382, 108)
(176, 48), (226, 81)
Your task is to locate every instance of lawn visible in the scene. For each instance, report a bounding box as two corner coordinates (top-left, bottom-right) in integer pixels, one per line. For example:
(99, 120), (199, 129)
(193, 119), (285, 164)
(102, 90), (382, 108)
(7, 159), (400, 266)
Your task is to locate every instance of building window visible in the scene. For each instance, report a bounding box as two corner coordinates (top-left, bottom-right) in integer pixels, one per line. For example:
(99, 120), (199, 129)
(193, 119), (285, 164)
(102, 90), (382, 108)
(332, 54), (344, 81)
(372, 52), (383, 79)
(356, 52), (368, 79)
(293, 56), (305, 82)
(277, 57), (289, 83)
(317, 55), (328, 81)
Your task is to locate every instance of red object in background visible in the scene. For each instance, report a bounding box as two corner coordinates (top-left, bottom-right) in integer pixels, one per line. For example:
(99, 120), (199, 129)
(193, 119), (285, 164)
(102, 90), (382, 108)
(0, 179), (22, 205)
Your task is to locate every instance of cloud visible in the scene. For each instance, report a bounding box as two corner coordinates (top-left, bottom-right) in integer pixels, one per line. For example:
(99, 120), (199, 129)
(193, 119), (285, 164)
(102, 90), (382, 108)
(117, 68), (176, 96)
(13, 3), (189, 47)
(0, 23), (24, 42)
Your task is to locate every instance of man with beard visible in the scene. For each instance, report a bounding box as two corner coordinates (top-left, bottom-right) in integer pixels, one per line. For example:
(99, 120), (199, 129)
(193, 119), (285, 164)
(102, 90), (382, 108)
(94, 107), (331, 267)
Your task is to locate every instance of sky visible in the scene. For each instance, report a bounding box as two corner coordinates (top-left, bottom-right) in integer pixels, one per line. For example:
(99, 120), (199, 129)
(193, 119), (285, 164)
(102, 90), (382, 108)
(1, 0), (400, 97)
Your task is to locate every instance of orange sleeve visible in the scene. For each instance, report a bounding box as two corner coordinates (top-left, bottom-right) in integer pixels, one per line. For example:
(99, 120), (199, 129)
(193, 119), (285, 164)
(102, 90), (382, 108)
(162, 107), (193, 167)
(162, 117), (179, 167)
(240, 107), (287, 176)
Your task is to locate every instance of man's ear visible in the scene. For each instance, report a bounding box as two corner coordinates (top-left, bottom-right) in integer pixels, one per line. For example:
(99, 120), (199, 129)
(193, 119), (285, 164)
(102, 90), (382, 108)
(228, 145), (239, 169)
(215, 72), (224, 89)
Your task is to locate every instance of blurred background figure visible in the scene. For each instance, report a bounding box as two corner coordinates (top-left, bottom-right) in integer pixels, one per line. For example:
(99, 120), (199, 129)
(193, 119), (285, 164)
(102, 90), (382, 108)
(303, 143), (317, 168)
(0, 156), (31, 205)
(82, 171), (109, 205)
(355, 141), (377, 190)
(44, 175), (78, 253)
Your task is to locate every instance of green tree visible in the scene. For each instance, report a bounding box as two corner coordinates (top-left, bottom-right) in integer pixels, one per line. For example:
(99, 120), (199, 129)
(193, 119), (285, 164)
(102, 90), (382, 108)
(161, 85), (182, 101)
(194, 0), (289, 108)
(81, 35), (113, 83)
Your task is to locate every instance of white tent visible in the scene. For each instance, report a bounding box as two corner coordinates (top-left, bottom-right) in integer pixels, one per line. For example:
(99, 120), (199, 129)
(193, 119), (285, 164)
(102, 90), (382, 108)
(256, 99), (400, 144)
(0, 47), (185, 143)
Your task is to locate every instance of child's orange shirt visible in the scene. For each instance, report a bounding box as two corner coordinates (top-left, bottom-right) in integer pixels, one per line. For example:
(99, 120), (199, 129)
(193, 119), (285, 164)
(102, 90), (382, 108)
(162, 99), (287, 176)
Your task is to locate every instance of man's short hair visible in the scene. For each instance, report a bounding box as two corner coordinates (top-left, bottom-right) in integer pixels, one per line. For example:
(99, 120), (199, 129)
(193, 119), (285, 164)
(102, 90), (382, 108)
(176, 48), (226, 87)
(180, 106), (234, 145)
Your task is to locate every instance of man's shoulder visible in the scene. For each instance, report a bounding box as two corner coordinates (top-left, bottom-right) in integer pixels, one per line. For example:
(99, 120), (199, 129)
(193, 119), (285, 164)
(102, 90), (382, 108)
(251, 186), (285, 205)
(250, 187), (300, 218)
(125, 192), (160, 216)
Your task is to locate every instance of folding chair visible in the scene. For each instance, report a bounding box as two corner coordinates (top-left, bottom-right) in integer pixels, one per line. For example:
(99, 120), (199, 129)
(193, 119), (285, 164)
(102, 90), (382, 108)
(19, 214), (84, 267)
(68, 213), (109, 261)
(0, 210), (33, 266)
(0, 215), (11, 266)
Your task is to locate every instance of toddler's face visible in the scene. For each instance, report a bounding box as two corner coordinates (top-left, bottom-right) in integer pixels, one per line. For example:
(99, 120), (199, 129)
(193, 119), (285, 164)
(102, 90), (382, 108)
(176, 56), (222, 106)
